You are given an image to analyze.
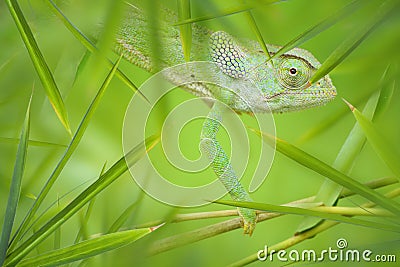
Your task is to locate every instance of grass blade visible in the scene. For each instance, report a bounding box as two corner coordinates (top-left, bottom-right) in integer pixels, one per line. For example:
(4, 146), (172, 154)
(152, 179), (398, 256)
(345, 99), (400, 180)
(269, 0), (364, 60)
(53, 198), (61, 250)
(4, 135), (160, 266)
(177, 0), (192, 61)
(5, 0), (71, 134)
(107, 201), (139, 234)
(45, 0), (147, 101)
(9, 57), (122, 251)
(309, 0), (399, 84)
(0, 137), (66, 149)
(75, 163), (106, 243)
(295, 104), (351, 144)
(251, 129), (400, 216)
(0, 94), (32, 266)
(244, 9), (271, 59)
(374, 80), (396, 120)
(216, 200), (400, 233)
(173, 0), (282, 26)
(297, 68), (396, 143)
(298, 83), (381, 232)
(17, 227), (156, 267)
(143, 0), (163, 71)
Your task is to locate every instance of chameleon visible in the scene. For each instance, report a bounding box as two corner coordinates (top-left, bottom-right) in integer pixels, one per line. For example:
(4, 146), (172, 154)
(115, 4), (336, 235)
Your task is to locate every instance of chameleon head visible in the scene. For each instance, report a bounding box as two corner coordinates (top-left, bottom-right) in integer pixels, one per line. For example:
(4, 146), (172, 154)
(262, 48), (337, 113)
(209, 31), (336, 114)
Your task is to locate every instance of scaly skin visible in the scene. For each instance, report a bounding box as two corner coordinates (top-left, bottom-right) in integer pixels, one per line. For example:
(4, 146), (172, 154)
(116, 4), (336, 235)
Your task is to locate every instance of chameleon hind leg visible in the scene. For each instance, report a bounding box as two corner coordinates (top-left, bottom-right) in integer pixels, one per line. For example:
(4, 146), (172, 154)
(200, 101), (257, 235)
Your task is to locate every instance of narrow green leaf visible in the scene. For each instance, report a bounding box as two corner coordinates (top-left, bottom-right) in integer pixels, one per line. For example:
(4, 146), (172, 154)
(150, 177), (398, 256)
(144, 0), (163, 71)
(82, 203), (95, 241)
(17, 228), (154, 267)
(10, 57), (122, 252)
(45, 0), (148, 102)
(309, 0), (399, 84)
(216, 200), (400, 233)
(54, 198), (61, 250)
(74, 199), (95, 244)
(173, 0), (282, 26)
(0, 137), (66, 148)
(270, 0), (364, 60)
(75, 163), (106, 243)
(297, 88), (375, 144)
(374, 80), (396, 120)
(107, 202), (139, 234)
(0, 94), (32, 266)
(297, 68), (396, 143)
(244, 9), (271, 59)
(0, 55), (15, 74)
(298, 90), (380, 232)
(5, 0), (71, 134)
(177, 0), (192, 61)
(251, 129), (400, 216)
(4, 135), (160, 266)
(89, 0), (125, 86)
(72, 49), (91, 86)
(345, 100), (400, 181)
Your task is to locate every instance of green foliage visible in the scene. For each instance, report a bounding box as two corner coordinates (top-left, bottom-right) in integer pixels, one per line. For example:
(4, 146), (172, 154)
(177, 0), (192, 61)
(347, 100), (400, 180)
(0, 0), (399, 266)
(253, 129), (400, 216)
(0, 94), (31, 265)
(5, 0), (71, 134)
(17, 227), (153, 267)
(297, 84), (381, 232)
(216, 200), (399, 232)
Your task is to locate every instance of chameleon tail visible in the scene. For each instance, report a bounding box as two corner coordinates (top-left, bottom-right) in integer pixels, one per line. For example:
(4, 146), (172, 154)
(200, 102), (257, 235)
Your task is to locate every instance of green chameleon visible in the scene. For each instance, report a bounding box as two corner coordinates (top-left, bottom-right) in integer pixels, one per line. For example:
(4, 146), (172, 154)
(115, 5), (336, 235)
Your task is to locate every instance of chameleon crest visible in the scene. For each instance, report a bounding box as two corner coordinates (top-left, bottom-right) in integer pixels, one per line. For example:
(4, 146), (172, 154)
(209, 31), (247, 79)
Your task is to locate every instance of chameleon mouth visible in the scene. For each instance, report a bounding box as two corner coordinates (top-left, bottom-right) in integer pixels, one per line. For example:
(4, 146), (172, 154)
(265, 88), (337, 101)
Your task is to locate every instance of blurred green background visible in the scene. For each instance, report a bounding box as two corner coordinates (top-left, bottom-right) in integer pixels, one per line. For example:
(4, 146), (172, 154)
(0, 0), (399, 266)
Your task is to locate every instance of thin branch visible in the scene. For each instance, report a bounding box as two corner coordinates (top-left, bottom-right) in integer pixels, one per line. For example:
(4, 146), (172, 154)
(309, 206), (393, 216)
(147, 176), (398, 255)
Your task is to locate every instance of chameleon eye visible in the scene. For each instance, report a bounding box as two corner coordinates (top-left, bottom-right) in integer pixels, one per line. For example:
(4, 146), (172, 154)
(277, 57), (311, 89)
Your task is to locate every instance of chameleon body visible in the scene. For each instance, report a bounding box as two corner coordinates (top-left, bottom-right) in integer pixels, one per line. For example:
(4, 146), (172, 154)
(116, 5), (336, 235)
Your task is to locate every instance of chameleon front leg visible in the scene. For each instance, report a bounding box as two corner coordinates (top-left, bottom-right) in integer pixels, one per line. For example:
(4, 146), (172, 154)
(200, 101), (257, 235)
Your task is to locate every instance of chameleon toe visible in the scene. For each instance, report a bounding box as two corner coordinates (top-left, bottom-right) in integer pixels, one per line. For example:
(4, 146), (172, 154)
(238, 207), (257, 236)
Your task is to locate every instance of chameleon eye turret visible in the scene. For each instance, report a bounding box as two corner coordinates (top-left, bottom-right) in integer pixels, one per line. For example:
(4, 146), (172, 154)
(276, 56), (313, 90)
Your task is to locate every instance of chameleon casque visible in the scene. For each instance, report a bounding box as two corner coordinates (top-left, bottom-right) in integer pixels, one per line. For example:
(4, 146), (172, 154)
(116, 4), (336, 235)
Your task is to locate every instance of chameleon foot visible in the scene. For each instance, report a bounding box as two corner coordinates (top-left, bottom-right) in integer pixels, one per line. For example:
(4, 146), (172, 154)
(238, 207), (257, 236)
